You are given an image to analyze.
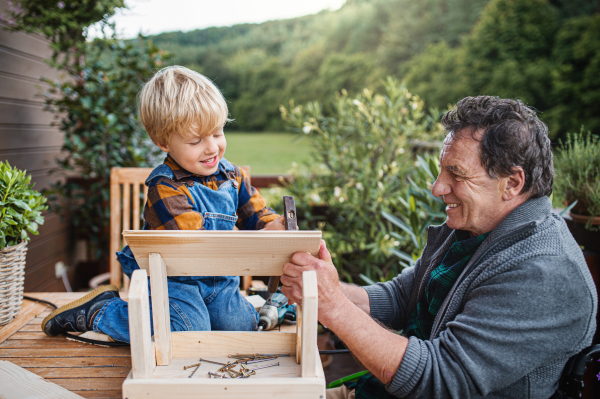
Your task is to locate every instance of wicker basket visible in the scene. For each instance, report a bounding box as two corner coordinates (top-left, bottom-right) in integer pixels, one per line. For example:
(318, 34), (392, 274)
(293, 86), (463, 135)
(0, 241), (28, 326)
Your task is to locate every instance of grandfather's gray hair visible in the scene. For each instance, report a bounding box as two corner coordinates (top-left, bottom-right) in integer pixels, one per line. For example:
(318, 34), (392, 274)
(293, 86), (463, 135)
(442, 96), (553, 198)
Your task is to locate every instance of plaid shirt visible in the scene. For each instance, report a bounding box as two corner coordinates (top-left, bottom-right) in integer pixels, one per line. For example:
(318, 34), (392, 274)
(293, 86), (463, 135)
(348, 230), (490, 399)
(143, 156), (279, 231)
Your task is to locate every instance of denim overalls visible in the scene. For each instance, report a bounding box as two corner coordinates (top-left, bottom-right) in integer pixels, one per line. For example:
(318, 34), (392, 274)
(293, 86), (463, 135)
(93, 159), (259, 343)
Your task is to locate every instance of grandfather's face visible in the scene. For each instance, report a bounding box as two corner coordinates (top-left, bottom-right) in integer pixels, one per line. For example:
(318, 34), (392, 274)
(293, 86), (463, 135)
(431, 130), (508, 237)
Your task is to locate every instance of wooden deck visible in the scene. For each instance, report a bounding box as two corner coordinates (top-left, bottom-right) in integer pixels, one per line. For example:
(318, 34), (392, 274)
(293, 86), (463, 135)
(0, 293), (131, 399)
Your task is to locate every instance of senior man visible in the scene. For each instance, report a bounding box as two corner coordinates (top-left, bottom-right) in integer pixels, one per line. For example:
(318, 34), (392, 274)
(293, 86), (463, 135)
(281, 96), (597, 399)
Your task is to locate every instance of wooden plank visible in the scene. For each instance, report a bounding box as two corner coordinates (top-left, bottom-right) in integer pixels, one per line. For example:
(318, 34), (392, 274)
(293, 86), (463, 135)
(0, 72), (52, 103)
(0, 339), (129, 349)
(296, 302), (302, 364)
(0, 125), (63, 151)
(251, 175), (292, 189)
(47, 377), (126, 391)
(111, 167), (152, 182)
(7, 331), (70, 339)
(128, 269), (154, 378)
(110, 168), (122, 288)
(0, 295), (50, 343)
(301, 271), (318, 378)
(132, 183), (141, 230)
(170, 331), (296, 358)
(25, 366), (131, 378)
(155, 355), (301, 379)
(149, 254), (171, 366)
(72, 391), (121, 399)
(0, 360), (85, 398)
(0, 347), (130, 357)
(0, 98), (54, 125)
(0, 22), (54, 59)
(72, 390), (121, 399)
(1, 146), (63, 173)
(122, 373), (325, 399)
(23, 252), (69, 292)
(6, 357), (131, 368)
(24, 227), (70, 274)
(123, 230), (322, 276)
(0, 44), (62, 81)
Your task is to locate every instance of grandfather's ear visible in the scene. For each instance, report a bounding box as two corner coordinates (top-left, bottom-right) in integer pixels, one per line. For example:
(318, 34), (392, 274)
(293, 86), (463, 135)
(503, 166), (526, 200)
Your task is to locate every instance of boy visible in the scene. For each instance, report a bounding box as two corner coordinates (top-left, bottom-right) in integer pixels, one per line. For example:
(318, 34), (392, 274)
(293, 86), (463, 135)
(42, 66), (285, 342)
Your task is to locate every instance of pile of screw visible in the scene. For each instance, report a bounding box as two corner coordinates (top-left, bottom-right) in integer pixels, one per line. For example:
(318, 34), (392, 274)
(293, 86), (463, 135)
(183, 353), (288, 378)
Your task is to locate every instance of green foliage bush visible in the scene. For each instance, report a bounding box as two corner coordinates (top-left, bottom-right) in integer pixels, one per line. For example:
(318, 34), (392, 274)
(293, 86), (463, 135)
(0, 162), (47, 249)
(382, 154), (446, 270)
(553, 130), (600, 228)
(44, 38), (171, 260)
(280, 78), (445, 281)
(403, 0), (600, 139)
(4, 0), (125, 66)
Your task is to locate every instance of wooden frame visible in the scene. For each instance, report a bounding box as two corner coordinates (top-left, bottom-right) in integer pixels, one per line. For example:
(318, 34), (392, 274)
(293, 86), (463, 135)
(110, 167), (153, 290)
(122, 230), (325, 399)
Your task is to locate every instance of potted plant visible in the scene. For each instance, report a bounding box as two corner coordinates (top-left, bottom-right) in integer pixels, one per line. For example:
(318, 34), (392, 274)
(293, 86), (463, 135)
(554, 130), (600, 251)
(0, 161), (47, 326)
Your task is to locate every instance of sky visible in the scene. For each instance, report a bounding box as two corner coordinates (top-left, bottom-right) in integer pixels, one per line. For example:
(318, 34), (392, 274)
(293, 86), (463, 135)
(90, 0), (347, 39)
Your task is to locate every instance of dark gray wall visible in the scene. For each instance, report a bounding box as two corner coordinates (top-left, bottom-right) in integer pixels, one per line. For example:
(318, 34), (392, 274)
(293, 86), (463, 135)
(0, 0), (72, 292)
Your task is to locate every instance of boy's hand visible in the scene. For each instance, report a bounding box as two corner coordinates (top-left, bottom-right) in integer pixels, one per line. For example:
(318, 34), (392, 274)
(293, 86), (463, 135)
(263, 215), (285, 230)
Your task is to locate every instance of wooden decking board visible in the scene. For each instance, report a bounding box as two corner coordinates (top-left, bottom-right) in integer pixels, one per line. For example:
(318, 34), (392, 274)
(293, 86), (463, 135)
(0, 347), (131, 357)
(0, 338), (129, 349)
(0, 294), (51, 342)
(0, 360), (86, 399)
(8, 331), (71, 339)
(72, 390), (122, 399)
(25, 367), (131, 378)
(8, 357), (132, 368)
(48, 377), (127, 391)
(0, 292), (130, 397)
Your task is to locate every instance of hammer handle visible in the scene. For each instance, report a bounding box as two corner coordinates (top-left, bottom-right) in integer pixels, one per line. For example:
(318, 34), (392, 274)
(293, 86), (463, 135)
(267, 196), (298, 294)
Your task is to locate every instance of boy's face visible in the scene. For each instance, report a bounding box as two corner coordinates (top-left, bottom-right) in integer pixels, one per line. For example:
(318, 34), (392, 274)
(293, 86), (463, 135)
(158, 126), (226, 176)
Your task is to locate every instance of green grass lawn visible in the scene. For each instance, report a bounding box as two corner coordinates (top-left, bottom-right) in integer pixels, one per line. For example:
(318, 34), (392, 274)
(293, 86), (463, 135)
(224, 132), (312, 174)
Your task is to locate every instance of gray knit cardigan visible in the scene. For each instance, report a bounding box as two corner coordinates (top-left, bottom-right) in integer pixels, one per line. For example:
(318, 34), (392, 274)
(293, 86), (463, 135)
(365, 196), (597, 399)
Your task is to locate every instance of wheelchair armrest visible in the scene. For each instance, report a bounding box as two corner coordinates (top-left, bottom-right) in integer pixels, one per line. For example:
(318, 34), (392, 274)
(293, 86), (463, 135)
(560, 344), (600, 399)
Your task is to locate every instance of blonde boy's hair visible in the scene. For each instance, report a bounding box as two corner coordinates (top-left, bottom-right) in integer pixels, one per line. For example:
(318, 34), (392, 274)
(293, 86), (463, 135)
(139, 66), (230, 145)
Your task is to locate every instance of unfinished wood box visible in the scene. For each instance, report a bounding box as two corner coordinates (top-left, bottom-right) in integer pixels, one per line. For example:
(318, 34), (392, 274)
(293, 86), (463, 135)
(122, 230), (325, 399)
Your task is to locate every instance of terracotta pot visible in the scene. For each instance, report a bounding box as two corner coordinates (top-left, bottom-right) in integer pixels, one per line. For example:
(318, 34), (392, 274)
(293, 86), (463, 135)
(567, 212), (600, 253)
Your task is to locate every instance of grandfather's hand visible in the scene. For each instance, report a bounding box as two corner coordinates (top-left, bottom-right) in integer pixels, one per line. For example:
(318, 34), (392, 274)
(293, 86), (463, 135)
(281, 240), (346, 320)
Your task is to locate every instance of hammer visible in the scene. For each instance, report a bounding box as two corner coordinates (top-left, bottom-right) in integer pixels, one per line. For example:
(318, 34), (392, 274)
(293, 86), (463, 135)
(266, 196), (298, 299)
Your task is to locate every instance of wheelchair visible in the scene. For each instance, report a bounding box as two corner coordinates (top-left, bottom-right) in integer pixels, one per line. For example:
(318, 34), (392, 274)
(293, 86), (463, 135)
(555, 344), (600, 399)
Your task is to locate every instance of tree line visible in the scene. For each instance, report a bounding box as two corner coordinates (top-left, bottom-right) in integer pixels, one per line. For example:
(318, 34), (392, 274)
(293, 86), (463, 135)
(149, 0), (599, 139)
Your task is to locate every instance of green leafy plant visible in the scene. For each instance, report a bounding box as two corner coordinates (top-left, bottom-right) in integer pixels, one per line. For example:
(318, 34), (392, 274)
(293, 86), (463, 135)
(0, 162), (47, 248)
(280, 78), (444, 282)
(44, 37), (171, 260)
(553, 129), (600, 229)
(380, 153), (446, 265)
(3, 0), (125, 67)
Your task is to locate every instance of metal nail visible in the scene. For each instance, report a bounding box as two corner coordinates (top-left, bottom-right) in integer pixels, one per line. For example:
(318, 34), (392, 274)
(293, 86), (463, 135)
(249, 362), (280, 371)
(188, 364), (201, 378)
(183, 362), (201, 370)
(208, 371), (226, 379)
(227, 369), (241, 378)
(199, 358), (229, 366)
(259, 353), (290, 357)
(243, 357), (278, 364)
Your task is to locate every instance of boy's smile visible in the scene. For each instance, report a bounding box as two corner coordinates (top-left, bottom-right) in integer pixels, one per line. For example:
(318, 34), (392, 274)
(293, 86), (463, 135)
(157, 126), (226, 176)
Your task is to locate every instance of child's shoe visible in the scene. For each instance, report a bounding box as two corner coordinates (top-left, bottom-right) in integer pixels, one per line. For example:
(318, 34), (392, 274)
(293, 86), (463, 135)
(42, 285), (120, 336)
